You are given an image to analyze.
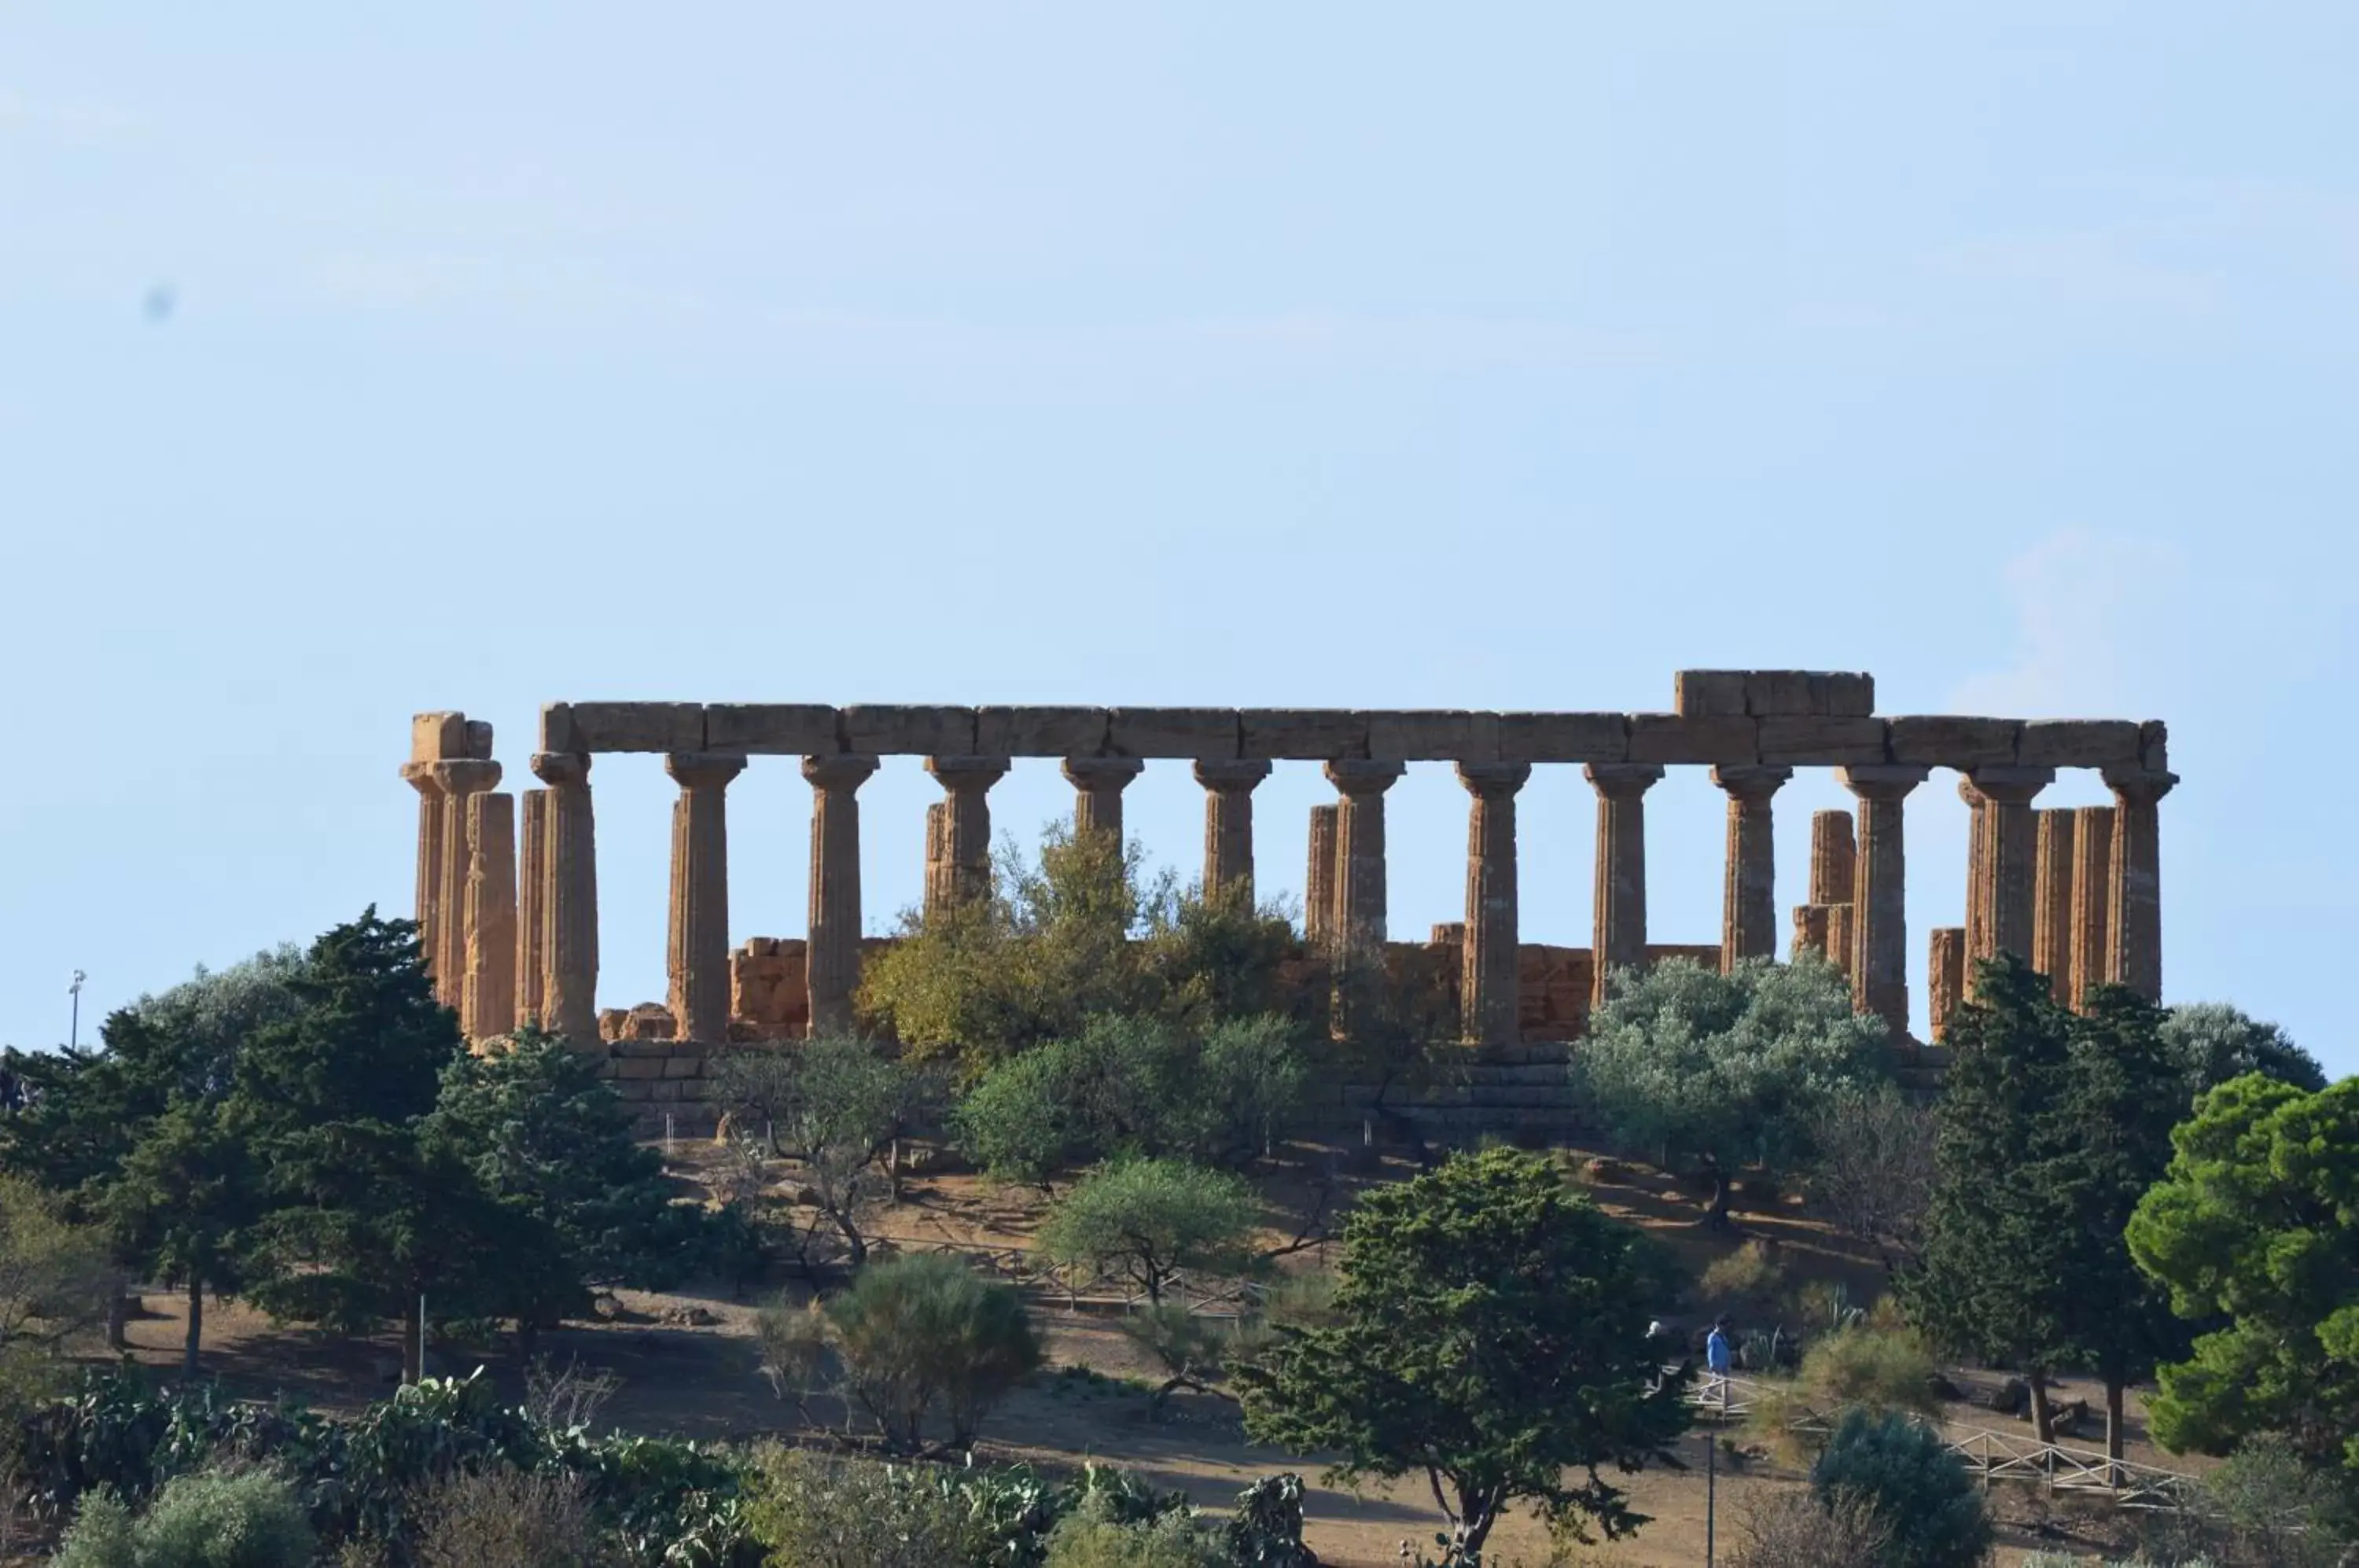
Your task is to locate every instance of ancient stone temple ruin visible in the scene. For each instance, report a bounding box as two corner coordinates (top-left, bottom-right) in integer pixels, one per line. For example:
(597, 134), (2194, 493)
(399, 674), (2174, 1126)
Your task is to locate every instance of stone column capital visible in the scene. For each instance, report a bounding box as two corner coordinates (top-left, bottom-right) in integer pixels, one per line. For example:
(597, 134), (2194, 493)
(1455, 761), (1533, 798)
(2100, 765), (2180, 804)
(925, 754), (1011, 791)
(531, 752), (592, 788)
(1193, 758), (1273, 792)
(1062, 756), (1146, 789)
(1963, 764), (2056, 805)
(1323, 759), (1406, 797)
(802, 753), (880, 791)
(1709, 764), (1794, 804)
(1584, 762), (1665, 801)
(427, 758), (502, 797)
(399, 760), (443, 797)
(664, 751), (748, 790)
(1838, 764), (1930, 801)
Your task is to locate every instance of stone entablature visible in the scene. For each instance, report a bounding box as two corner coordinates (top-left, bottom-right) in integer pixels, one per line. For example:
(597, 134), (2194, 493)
(403, 670), (2177, 1062)
(531, 683), (2169, 775)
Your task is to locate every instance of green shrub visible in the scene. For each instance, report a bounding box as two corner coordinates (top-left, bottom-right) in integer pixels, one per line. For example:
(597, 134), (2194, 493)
(745, 1448), (995, 1568)
(953, 1014), (1306, 1183)
(1809, 1409), (1990, 1568)
(1698, 1239), (1787, 1307)
(1037, 1158), (1260, 1305)
(825, 1253), (1042, 1452)
(56, 1467), (315, 1568)
(1043, 1491), (1226, 1568)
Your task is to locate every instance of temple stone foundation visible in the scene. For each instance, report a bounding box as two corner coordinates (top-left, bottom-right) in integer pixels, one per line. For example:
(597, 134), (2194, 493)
(403, 677), (2176, 1121)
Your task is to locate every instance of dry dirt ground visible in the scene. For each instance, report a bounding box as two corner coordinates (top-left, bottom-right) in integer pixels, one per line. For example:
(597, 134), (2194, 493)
(94, 1143), (2201, 1568)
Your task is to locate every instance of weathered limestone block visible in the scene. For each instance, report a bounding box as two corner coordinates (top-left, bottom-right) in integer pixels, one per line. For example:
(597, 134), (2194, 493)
(1367, 711), (1500, 762)
(803, 754), (878, 1036)
(1809, 672), (1876, 717)
(1586, 763), (1663, 1006)
(1496, 712), (1630, 764)
(1886, 716), (2021, 769)
(566, 701), (707, 753)
(1244, 710), (1370, 760)
(1517, 944), (1595, 1043)
(1928, 927), (1967, 1043)
(410, 712), (469, 762)
(1809, 811), (1857, 905)
(1757, 716), (1889, 767)
(516, 790), (548, 1028)
(2103, 766), (2177, 1003)
(1711, 765), (1790, 969)
(704, 704), (838, 755)
(1305, 804), (1339, 945)
(2017, 720), (2143, 770)
(2033, 809), (2077, 1003)
(531, 752), (600, 1045)
(1743, 671), (1818, 716)
(1106, 707), (1241, 760)
(1826, 904), (1856, 980)
(664, 752), (745, 1045)
(1325, 760), (1404, 945)
(977, 705), (1110, 756)
(461, 792), (517, 1045)
(539, 702), (580, 754)
(844, 705), (977, 756)
(1062, 756), (1144, 839)
(1456, 762), (1531, 1047)
(1673, 672), (1750, 718)
(463, 720), (494, 761)
(1965, 766), (2053, 964)
(2140, 720), (2169, 772)
(1838, 764), (1930, 1037)
(1625, 714), (1759, 766)
(1792, 903), (1833, 963)
(1194, 759), (1270, 903)
(2068, 805), (2116, 1012)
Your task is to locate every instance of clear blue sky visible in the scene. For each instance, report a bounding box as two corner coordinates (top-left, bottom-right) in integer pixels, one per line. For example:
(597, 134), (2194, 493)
(2, 6), (2352, 1075)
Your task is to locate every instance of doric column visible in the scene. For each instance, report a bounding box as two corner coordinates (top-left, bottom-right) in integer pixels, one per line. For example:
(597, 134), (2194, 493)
(1585, 763), (1664, 1007)
(664, 752), (746, 1043)
(2102, 766), (2178, 1002)
(924, 756), (1010, 914)
(399, 763), (445, 977)
(1305, 804), (1340, 944)
(1713, 766), (1792, 970)
(1837, 765), (1930, 1036)
(1928, 927), (1967, 1043)
(515, 790), (548, 1029)
(1456, 763), (1531, 1047)
(1194, 760), (1271, 904)
(1324, 760), (1406, 948)
(529, 752), (599, 1045)
(1957, 778), (1989, 964)
(2068, 805), (2116, 1012)
(461, 792), (517, 1044)
(803, 753), (879, 1036)
(1826, 904), (1856, 981)
(1809, 810), (1856, 906)
(1062, 756), (1143, 841)
(2032, 808), (2077, 1003)
(1964, 767), (2054, 965)
(428, 760), (501, 1010)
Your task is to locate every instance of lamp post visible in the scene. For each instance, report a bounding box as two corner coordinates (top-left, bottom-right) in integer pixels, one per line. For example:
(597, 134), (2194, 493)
(68, 970), (86, 1049)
